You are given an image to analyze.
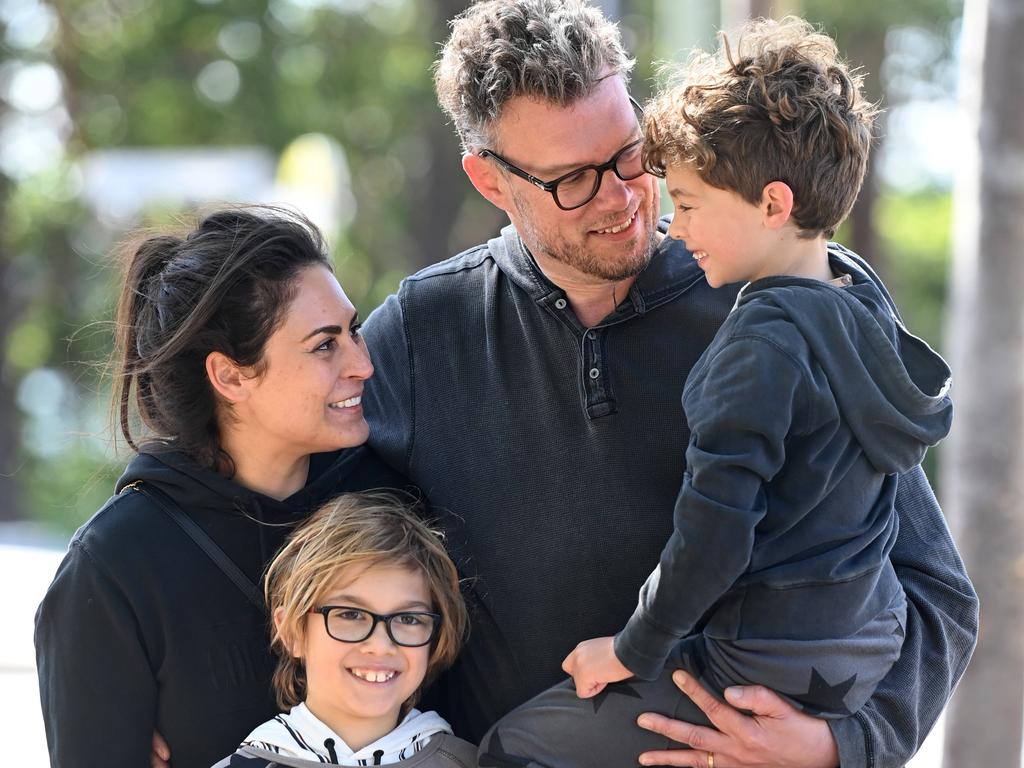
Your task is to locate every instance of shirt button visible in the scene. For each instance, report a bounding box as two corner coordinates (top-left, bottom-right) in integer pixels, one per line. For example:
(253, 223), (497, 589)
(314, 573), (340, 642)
(555, 298), (567, 309)
(589, 368), (600, 379)
(587, 331), (596, 339)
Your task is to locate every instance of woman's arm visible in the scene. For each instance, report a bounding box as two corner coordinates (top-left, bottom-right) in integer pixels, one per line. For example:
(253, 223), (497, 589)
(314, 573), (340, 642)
(35, 538), (158, 767)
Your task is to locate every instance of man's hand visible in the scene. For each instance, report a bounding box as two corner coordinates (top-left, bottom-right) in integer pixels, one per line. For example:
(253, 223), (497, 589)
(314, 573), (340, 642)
(636, 671), (839, 768)
(151, 730), (170, 768)
(561, 636), (632, 699)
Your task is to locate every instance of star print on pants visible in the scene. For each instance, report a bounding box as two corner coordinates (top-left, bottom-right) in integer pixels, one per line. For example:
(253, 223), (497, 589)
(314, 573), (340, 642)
(799, 667), (858, 716)
(591, 681), (643, 714)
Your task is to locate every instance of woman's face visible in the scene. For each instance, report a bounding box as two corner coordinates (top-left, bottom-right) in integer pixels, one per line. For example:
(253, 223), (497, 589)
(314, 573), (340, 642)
(232, 264), (373, 459)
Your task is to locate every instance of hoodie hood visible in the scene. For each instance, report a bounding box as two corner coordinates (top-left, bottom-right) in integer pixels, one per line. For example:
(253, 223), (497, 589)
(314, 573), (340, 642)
(115, 445), (371, 520)
(242, 703), (452, 765)
(113, 445), (378, 573)
(736, 255), (952, 474)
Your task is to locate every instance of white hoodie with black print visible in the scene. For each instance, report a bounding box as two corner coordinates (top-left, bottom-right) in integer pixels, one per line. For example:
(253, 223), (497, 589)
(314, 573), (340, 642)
(211, 704), (476, 768)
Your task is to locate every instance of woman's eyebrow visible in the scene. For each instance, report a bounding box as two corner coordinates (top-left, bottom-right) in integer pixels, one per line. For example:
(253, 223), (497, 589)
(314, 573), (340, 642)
(301, 313), (360, 342)
(301, 325), (342, 341)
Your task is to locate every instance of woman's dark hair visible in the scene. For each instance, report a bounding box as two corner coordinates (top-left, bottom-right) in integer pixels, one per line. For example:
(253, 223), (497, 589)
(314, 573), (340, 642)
(112, 206), (333, 471)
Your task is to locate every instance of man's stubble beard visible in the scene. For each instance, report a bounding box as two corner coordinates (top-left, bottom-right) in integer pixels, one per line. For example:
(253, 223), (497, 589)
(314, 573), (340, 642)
(511, 188), (660, 283)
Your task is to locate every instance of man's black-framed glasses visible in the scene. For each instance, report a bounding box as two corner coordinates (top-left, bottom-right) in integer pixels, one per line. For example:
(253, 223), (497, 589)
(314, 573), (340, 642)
(477, 97), (648, 211)
(310, 605), (441, 647)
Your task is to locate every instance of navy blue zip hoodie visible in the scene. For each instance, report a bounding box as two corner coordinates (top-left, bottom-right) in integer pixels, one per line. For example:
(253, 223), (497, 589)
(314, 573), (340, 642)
(614, 257), (952, 716)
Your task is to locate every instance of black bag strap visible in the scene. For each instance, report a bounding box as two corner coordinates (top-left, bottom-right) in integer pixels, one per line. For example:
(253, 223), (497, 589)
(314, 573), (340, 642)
(126, 481), (265, 611)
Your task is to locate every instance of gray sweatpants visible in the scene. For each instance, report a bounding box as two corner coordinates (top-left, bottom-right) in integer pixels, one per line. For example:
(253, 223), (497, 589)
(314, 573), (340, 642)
(479, 604), (905, 768)
(478, 643), (712, 768)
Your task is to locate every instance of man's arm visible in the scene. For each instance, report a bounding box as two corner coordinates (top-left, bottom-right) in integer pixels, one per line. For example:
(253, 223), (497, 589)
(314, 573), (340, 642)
(829, 465), (978, 766)
(638, 465), (978, 768)
(362, 291), (415, 476)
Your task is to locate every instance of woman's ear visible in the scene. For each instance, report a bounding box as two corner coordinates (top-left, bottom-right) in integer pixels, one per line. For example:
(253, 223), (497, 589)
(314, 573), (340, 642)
(274, 606), (304, 659)
(205, 351), (251, 404)
(760, 181), (795, 230)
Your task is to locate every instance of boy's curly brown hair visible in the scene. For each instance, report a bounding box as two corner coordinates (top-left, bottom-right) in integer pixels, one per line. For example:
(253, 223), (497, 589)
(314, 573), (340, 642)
(643, 17), (878, 239)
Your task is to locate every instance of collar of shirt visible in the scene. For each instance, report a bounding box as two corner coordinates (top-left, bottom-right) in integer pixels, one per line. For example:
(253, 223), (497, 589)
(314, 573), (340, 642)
(490, 217), (707, 329)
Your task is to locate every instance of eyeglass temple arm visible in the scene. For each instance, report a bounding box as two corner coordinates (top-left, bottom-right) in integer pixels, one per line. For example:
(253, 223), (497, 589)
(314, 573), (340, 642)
(478, 150), (556, 192)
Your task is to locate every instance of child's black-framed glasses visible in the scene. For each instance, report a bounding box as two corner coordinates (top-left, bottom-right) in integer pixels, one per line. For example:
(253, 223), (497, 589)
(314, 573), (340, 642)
(310, 605), (440, 647)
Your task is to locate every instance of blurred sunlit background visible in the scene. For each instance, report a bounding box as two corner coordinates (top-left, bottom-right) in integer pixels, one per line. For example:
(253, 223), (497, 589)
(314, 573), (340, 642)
(2, 0), (1017, 765)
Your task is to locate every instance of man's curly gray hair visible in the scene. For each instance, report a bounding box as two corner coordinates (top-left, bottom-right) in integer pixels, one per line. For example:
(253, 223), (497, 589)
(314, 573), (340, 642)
(434, 0), (635, 152)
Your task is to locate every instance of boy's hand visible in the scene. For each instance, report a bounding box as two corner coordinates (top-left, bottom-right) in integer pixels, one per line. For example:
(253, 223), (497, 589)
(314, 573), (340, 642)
(561, 636), (633, 698)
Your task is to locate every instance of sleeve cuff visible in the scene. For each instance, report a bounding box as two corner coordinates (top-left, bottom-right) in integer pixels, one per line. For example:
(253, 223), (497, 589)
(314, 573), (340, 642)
(614, 608), (682, 681)
(829, 711), (870, 768)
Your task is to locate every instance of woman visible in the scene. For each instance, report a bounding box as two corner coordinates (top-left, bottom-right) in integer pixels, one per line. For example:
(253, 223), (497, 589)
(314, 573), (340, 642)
(34, 207), (406, 768)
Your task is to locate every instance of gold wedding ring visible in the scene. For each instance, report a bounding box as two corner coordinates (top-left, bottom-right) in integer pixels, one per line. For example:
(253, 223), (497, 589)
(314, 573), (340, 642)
(707, 752), (715, 768)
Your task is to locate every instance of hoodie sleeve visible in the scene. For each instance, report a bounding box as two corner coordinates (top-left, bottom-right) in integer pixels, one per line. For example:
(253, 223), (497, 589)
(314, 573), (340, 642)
(829, 466), (978, 767)
(35, 537), (159, 768)
(615, 335), (808, 679)
(362, 290), (415, 477)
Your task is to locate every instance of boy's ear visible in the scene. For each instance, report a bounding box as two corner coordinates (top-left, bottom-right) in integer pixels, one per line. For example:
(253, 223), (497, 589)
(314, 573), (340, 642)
(205, 351), (252, 404)
(760, 181), (794, 230)
(462, 152), (512, 213)
(274, 606), (304, 659)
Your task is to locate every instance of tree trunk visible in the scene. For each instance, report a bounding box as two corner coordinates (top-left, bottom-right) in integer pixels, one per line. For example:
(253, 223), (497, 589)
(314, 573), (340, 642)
(942, 0), (1024, 764)
(406, 0), (484, 269)
(844, 28), (886, 277)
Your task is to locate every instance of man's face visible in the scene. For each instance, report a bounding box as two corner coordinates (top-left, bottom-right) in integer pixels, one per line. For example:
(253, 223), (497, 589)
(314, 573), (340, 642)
(489, 75), (660, 283)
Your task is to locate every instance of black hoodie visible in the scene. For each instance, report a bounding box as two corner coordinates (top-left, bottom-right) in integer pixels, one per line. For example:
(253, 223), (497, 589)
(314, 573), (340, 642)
(35, 444), (407, 768)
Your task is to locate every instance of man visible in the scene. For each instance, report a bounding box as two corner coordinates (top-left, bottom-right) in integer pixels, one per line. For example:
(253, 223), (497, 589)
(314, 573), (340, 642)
(362, 1), (977, 765)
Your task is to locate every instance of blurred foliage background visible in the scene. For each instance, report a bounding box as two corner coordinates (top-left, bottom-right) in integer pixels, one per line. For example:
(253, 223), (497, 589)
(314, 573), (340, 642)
(0, 0), (962, 537)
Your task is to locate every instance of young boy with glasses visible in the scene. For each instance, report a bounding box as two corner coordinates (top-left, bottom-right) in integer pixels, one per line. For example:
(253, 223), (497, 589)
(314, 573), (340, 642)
(487, 16), (955, 768)
(213, 492), (473, 767)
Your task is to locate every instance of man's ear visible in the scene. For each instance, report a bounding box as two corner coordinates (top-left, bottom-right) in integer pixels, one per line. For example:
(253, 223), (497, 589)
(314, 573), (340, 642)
(205, 350), (252, 404)
(760, 181), (794, 230)
(463, 152), (512, 213)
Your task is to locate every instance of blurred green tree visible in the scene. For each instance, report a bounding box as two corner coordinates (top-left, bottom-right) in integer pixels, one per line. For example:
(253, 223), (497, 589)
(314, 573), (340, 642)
(5, 0), (507, 531)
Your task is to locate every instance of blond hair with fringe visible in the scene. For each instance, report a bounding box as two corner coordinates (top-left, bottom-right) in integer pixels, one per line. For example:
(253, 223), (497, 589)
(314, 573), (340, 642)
(643, 17), (878, 239)
(265, 491), (468, 711)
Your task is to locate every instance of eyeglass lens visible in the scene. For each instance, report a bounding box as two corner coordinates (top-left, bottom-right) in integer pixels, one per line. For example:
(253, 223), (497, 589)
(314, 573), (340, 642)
(555, 142), (646, 209)
(324, 607), (437, 646)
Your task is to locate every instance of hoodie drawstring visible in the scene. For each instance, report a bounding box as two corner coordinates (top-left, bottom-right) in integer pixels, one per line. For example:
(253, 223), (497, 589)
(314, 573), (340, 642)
(324, 738), (338, 764)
